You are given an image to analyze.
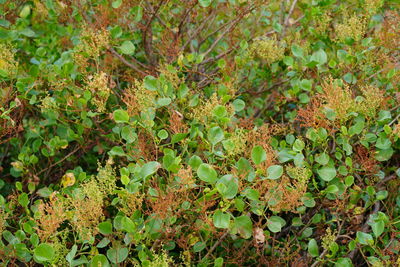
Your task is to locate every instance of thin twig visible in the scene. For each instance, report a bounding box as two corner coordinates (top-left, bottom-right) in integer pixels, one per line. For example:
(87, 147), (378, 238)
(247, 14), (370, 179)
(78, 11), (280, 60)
(202, 231), (229, 260)
(109, 48), (148, 76)
(36, 145), (81, 177)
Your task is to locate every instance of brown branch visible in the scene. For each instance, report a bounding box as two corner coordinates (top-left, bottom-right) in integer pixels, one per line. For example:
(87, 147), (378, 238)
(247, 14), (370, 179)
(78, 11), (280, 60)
(109, 48), (148, 76)
(143, 0), (167, 65)
(182, 10), (217, 52)
(202, 231), (229, 260)
(36, 145), (81, 177)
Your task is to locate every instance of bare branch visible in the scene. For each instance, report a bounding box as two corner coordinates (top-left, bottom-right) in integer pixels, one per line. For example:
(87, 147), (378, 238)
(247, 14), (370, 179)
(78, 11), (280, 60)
(109, 48), (148, 76)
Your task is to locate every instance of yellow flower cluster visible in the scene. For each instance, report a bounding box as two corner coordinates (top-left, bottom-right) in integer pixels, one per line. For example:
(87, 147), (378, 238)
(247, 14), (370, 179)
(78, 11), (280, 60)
(224, 128), (248, 157)
(0, 43), (18, 77)
(358, 85), (386, 119)
(40, 95), (58, 112)
(123, 79), (158, 116)
(86, 72), (110, 112)
(70, 179), (104, 241)
(286, 165), (311, 186)
(335, 15), (366, 42)
(73, 26), (110, 71)
(365, 0), (384, 16)
(191, 93), (234, 125)
(249, 38), (285, 65)
(133, 250), (174, 267)
(314, 13), (332, 34)
(322, 227), (337, 251)
(0, 208), (6, 237)
(321, 78), (355, 123)
(158, 64), (184, 90)
(33, 0), (49, 22)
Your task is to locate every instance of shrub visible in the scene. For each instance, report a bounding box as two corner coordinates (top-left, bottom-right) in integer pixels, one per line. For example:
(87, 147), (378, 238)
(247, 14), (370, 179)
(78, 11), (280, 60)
(0, 0), (399, 266)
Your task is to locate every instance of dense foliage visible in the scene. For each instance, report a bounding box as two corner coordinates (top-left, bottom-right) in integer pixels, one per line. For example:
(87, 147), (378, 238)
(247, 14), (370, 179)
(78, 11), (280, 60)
(1, 0), (400, 266)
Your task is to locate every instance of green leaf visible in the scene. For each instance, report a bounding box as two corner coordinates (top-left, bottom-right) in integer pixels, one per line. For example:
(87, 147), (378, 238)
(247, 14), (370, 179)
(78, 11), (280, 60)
(317, 166), (337, 182)
(18, 193), (29, 207)
(234, 215), (253, 239)
(140, 162), (161, 179)
(308, 239), (319, 257)
(199, 0), (212, 7)
(356, 231), (374, 245)
(208, 126), (224, 145)
(121, 125), (137, 143)
(375, 148), (393, 162)
(112, 0), (122, 8)
(371, 221), (385, 237)
(212, 105), (227, 118)
(293, 139), (305, 152)
(213, 210), (230, 229)
(315, 153), (329, 165)
(143, 76), (158, 91)
(193, 242), (206, 252)
(119, 40), (135, 55)
(232, 99), (245, 112)
(291, 45), (304, 58)
(121, 216), (135, 233)
(251, 145), (267, 165)
(109, 146), (125, 156)
(98, 222), (113, 235)
(197, 163), (218, 184)
(216, 175), (238, 199)
(34, 243), (55, 262)
(66, 245), (77, 264)
(157, 129), (168, 140)
(267, 216), (285, 233)
(113, 109), (129, 123)
(90, 254), (110, 267)
(335, 258), (353, 267)
(311, 49), (327, 66)
(325, 185), (339, 194)
(214, 257), (224, 267)
(156, 97), (172, 107)
(267, 165), (283, 180)
(19, 5), (31, 18)
(106, 247), (128, 264)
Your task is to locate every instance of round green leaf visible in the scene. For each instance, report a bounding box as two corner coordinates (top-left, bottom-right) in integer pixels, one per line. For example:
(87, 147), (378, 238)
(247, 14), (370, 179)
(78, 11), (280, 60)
(251, 145), (267, 165)
(121, 125), (137, 143)
(143, 76), (157, 91)
(216, 175), (238, 199)
(267, 165), (283, 180)
(193, 242), (206, 252)
(121, 216), (135, 233)
(90, 254), (110, 267)
(120, 40), (135, 55)
(234, 215), (253, 239)
(232, 99), (245, 112)
(213, 210), (230, 229)
(317, 166), (337, 182)
(112, 0), (122, 9)
(140, 162), (161, 179)
(106, 247), (128, 264)
(197, 163), (218, 184)
(267, 216), (285, 233)
(98, 221), (113, 235)
(208, 126), (224, 145)
(308, 239), (319, 257)
(113, 109), (129, 123)
(34, 243), (55, 262)
(157, 129), (169, 140)
(199, 0), (212, 7)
